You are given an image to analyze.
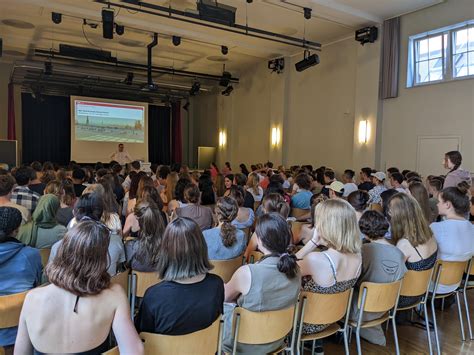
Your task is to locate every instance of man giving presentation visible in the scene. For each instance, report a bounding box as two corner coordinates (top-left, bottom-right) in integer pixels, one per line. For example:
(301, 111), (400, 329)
(111, 143), (132, 165)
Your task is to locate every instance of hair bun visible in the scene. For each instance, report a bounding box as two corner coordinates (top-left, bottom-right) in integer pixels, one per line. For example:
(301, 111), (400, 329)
(456, 182), (470, 195)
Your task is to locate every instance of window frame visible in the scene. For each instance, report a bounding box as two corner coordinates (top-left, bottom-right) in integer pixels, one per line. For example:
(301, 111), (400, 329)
(407, 20), (474, 88)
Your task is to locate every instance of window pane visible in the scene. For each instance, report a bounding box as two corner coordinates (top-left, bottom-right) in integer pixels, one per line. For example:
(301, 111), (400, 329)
(469, 27), (474, 51)
(453, 28), (468, 54)
(417, 60), (430, 83)
(428, 35), (443, 59)
(469, 51), (474, 76)
(429, 58), (443, 81)
(417, 38), (429, 61)
(453, 53), (468, 77)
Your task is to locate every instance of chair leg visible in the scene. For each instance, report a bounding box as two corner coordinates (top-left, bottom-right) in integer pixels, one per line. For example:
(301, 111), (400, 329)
(355, 327), (362, 355)
(392, 317), (400, 355)
(455, 292), (466, 341)
(311, 340), (315, 355)
(343, 329), (349, 355)
(441, 298), (445, 311)
(431, 297), (441, 355)
(462, 290), (473, 340)
(423, 302), (433, 355)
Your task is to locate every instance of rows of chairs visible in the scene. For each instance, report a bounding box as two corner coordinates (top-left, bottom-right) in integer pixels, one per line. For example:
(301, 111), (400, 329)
(2, 256), (474, 354)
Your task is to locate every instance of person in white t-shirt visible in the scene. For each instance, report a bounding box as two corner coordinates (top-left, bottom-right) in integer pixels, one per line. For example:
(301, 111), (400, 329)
(430, 184), (474, 294)
(389, 172), (407, 193)
(342, 169), (358, 198)
(110, 143), (132, 166)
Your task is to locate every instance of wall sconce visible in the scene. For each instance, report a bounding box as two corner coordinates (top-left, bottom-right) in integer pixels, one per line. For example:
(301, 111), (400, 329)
(218, 130), (227, 148)
(271, 127), (281, 147)
(358, 120), (370, 144)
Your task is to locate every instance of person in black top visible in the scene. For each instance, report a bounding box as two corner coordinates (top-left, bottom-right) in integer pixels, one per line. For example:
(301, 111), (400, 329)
(234, 173), (255, 209)
(72, 168), (87, 197)
(135, 217), (224, 335)
(358, 167), (375, 192)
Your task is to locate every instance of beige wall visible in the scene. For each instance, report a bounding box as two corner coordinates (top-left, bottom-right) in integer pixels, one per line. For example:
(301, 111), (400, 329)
(380, 0), (474, 173)
(0, 63), (13, 140)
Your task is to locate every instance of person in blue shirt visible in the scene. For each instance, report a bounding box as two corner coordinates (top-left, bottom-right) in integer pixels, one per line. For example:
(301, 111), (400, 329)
(291, 173), (313, 209)
(0, 207), (42, 350)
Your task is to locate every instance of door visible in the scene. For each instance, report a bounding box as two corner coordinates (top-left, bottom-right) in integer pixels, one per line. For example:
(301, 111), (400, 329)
(416, 135), (461, 178)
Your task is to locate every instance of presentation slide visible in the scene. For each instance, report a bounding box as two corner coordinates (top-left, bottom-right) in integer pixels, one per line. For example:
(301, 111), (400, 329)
(75, 100), (145, 143)
(70, 96), (149, 163)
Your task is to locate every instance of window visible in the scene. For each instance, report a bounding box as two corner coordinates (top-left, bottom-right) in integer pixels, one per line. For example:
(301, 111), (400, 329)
(407, 20), (474, 87)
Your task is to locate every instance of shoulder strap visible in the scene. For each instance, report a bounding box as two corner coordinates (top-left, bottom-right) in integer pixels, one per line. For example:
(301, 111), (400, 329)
(322, 252), (337, 284)
(413, 245), (424, 260)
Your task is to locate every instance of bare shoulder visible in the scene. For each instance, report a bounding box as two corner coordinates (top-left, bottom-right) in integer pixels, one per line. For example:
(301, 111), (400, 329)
(396, 238), (412, 251)
(233, 264), (251, 280)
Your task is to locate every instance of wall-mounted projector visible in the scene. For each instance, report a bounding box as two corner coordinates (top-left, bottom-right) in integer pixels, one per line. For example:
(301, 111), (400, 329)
(295, 51), (320, 72)
(355, 26), (378, 45)
(197, 0), (236, 26)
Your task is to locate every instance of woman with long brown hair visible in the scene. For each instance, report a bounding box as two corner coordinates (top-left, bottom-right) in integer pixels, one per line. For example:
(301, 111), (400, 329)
(15, 220), (143, 354)
(408, 182), (438, 223)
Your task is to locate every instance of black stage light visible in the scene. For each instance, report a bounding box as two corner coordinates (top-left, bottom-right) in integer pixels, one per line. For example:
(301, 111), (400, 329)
(219, 71), (232, 87)
(124, 72), (134, 85)
(246, 0), (253, 3)
(0, 38), (2, 57)
(189, 81), (201, 96)
(52, 12), (62, 24)
(172, 36), (181, 46)
(221, 45), (228, 55)
(295, 50), (319, 72)
(102, 9), (114, 39)
(116, 24), (125, 36)
(183, 101), (190, 111)
(303, 7), (312, 20)
(221, 85), (233, 96)
(44, 62), (53, 75)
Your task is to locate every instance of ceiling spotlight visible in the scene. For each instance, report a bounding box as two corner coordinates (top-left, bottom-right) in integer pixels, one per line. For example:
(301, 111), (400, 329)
(115, 24), (125, 36)
(246, 0), (253, 3)
(44, 62), (53, 75)
(221, 85), (234, 96)
(219, 67), (232, 87)
(221, 45), (228, 55)
(183, 101), (190, 111)
(124, 72), (134, 85)
(303, 7), (312, 20)
(52, 12), (62, 24)
(172, 36), (181, 46)
(189, 81), (201, 96)
(102, 8), (114, 39)
(295, 50), (320, 72)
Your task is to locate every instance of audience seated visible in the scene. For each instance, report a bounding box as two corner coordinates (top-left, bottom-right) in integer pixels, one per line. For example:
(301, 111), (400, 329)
(162, 171), (178, 208)
(28, 162), (46, 196)
(203, 197), (246, 260)
(223, 174), (234, 197)
(71, 168), (87, 197)
(296, 199), (362, 337)
(125, 200), (165, 272)
(168, 176), (192, 214)
(358, 167), (375, 192)
(228, 186), (255, 229)
(353, 210), (407, 345)
(0, 175), (30, 224)
(294, 193), (328, 245)
(11, 167), (40, 214)
(387, 193), (438, 307)
(368, 172), (388, 205)
(0, 207), (41, 351)
(291, 173), (313, 209)
(234, 173), (255, 209)
(430, 184), (474, 293)
(15, 220), (143, 354)
(16, 194), (66, 249)
(389, 172), (406, 193)
(347, 190), (370, 222)
(174, 184), (213, 231)
(223, 213), (300, 354)
(215, 173), (226, 198)
(342, 169), (358, 197)
(51, 193), (125, 276)
(246, 172), (264, 202)
(44, 180), (75, 227)
(125, 171), (148, 216)
(408, 182), (438, 223)
(135, 217), (224, 335)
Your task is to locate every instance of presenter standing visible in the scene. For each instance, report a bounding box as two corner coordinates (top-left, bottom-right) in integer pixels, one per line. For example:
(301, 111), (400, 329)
(111, 143), (132, 166)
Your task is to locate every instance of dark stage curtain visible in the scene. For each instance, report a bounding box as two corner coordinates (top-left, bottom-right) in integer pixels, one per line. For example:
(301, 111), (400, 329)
(22, 94), (71, 165)
(171, 101), (182, 164)
(148, 105), (171, 164)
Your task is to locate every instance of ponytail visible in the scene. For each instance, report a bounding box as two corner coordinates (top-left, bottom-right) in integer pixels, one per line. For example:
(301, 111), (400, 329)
(216, 196), (239, 248)
(220, 221), (237, 247)
(277, 245), (299, 279)
(440, 184), (470, 216)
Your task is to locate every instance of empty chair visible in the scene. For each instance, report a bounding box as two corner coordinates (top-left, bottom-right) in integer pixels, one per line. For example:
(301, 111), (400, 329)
(210, 255), (244, 283)
(290, 208), (310, 219)
(296, 289), (353, 355)
(230, 305), (298, 355)
(348, 280), (403, 355)
(140, 316), (223, 354)
(430, 260), (470, 354)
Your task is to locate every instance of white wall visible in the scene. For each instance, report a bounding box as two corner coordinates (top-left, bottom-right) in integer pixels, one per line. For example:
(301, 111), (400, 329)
(380, 0), (474, 173)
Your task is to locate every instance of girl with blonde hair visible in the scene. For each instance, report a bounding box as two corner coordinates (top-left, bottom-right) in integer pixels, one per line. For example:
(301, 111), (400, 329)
(246, 172), (263, 202)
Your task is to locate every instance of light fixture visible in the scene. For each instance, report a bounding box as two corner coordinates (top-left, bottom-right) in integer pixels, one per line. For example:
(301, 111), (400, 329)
(271, 127), (281, 147)
(172, 36), (181, 46)
(44, 62), (52, 75)
(102, 8), (114, 39)
(358, 120), (370, 144)
(221, 85), (233, 96)
(221, 45), (228, 55)
(189, 81), (201, 96)
(115, 24), (125, 36)
(303, 8), (312, 20)
(52, 12), (62, 24)
(124, 72), (134, 85)
(219, 131), (227, 148)
(295, 50), (320, 72)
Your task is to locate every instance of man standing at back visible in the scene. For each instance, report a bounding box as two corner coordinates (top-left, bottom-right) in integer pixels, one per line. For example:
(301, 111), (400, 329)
(110, 143), (132, 166)
(10, 167), (40, 215)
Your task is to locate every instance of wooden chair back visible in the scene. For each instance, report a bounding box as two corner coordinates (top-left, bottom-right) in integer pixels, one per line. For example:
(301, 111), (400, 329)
(102, 346), (119, 355)
(0, 291), (28, 328)
(290, 221), (306, 242)
(211, 255), (244, 283)
(290, 208), (310, 218)
(400, 268), (434, 297)
(140, 316), (222, 354)
(39, 248), (51, 268)
(232, 305), (296, 345)
(248, 251), (264, 264)
(133, 271), (161, 298)
(358, 280), (402, 313)
(111, 269), (130, 294)
(466, 257), (474, 276)
(299, 289), (352, 325)
(435, 260), (468, 286)
(368, 203), (383, 213)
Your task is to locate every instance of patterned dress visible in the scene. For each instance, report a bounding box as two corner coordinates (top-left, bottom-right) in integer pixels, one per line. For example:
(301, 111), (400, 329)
(302, 252), (360, 334)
